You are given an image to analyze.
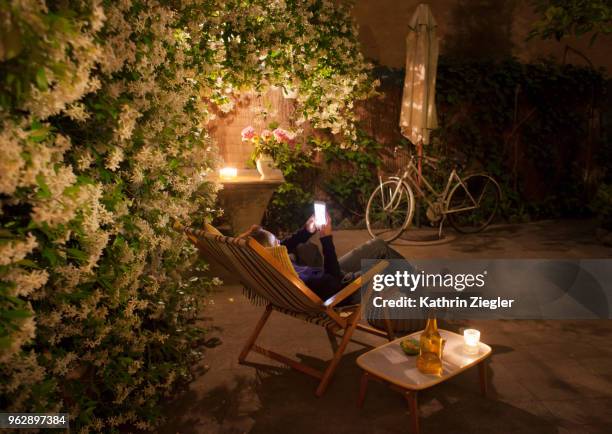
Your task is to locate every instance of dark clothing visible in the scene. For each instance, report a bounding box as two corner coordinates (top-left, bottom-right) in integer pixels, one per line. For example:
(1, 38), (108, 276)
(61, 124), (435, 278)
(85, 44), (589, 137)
(281, 228), (343, 301)
(281, 228), (404, 302)
(294, 242), (322, 267)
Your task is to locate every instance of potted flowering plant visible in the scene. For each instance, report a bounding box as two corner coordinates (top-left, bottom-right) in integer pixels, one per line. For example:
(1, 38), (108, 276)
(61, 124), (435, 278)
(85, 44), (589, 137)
(241, 125), (296, 179)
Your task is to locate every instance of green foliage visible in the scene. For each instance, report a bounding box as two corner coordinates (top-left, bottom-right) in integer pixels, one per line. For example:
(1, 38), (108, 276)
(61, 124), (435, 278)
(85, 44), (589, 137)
(266, 57), (608, 230)
(589, 184), (612, 230)
(318, 131), (383, 219)
(529, 0), (612, 43)
(0, 2), (223, 431)
(262, 131), (385, 233)
(429, 57), (608, 221)
(1, 1), (377, 430)
(262, 143), (316, 233)
(209, 0), (376, 139)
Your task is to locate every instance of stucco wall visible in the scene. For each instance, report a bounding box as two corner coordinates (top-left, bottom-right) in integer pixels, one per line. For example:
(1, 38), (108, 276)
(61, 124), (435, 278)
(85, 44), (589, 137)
(353, 0), (611, 72)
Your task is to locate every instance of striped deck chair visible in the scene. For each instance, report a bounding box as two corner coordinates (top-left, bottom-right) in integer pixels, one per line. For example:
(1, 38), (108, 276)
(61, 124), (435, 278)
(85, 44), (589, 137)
(176, 223), (390, 396)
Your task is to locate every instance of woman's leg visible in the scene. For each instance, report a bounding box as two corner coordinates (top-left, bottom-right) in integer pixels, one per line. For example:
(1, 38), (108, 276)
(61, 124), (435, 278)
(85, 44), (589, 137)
(338, 238), (405, 273)
(337, 239), (407, 306)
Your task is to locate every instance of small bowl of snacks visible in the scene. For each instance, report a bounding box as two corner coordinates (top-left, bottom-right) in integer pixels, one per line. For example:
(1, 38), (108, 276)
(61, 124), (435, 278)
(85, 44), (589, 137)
(400, 338), (420, 356)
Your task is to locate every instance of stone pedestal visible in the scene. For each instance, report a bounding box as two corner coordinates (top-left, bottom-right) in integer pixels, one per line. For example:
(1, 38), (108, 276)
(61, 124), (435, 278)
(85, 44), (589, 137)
(215, 169), (284, 235)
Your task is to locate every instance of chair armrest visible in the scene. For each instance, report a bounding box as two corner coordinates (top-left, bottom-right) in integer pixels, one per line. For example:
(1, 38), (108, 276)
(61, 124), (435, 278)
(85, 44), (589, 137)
(324, 260), (389, 308)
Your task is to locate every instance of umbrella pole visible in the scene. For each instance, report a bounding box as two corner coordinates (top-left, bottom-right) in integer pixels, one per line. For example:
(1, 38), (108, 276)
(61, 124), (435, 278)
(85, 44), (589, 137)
(417, 139), (423, 186)
(415, 139), (423, 228)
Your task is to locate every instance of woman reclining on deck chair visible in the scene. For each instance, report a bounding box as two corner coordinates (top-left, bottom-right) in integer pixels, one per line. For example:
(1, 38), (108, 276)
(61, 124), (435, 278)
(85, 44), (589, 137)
(239, 213), (406, 305)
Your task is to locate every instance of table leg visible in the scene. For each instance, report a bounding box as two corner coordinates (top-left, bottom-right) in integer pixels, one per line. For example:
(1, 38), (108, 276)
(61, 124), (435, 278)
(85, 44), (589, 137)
(478, 359), (488, 396)
(357, 371), (369, 408)
(404, 391), (419, 434)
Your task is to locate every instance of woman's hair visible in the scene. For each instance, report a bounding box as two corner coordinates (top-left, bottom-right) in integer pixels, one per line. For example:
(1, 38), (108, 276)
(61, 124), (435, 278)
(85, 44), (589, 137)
(238, 225), (276, 247)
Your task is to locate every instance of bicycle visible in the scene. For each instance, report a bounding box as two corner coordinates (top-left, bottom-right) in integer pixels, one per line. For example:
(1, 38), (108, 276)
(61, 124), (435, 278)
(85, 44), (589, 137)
(365, 153), (502, 242)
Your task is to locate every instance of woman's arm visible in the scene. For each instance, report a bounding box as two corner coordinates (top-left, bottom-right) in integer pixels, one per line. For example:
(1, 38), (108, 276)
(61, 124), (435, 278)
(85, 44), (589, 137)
(318, 212), (341, 278)
(320, 235), (342, 278)
(280, 216), (316, 254)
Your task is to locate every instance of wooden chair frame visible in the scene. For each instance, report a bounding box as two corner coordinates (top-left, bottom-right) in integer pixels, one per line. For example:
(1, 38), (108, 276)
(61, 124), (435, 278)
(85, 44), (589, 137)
(175, 222), (393, 396)
(237, 255), (389, 397)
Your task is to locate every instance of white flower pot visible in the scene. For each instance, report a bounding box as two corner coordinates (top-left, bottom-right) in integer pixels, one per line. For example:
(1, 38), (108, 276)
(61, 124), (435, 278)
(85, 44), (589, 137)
(256, 155), (276, 180)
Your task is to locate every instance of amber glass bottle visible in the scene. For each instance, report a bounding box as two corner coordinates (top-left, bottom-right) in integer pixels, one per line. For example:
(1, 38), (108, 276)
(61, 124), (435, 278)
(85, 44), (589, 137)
(416, 314), (443, 376)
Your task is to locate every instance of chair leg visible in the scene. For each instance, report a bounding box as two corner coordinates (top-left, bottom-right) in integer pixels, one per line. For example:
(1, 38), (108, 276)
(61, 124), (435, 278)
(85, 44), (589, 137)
(239, 304), (273, 363)
(325, 328), (339, 353)
(382, 306), (395, 341)
(315, 315), (360, 397)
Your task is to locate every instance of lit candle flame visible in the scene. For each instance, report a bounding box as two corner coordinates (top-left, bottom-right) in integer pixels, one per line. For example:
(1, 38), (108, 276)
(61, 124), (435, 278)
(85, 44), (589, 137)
(463, 329), (480, 355)
(219, 167), (238, 179)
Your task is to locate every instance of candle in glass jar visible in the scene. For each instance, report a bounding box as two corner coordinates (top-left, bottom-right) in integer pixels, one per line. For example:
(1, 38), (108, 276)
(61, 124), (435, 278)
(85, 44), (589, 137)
(463, 329), (480, 355)
(219, 167), (238, 179)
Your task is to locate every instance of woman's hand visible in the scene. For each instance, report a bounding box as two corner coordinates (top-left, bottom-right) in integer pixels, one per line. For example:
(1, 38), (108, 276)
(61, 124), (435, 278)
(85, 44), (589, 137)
(318, 212), (333, 237)
(305, 215), (317, 234)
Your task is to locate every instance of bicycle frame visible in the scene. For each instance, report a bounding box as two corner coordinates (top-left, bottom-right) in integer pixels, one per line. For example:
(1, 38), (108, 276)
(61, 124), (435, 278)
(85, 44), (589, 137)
(380, 159), (480, 215)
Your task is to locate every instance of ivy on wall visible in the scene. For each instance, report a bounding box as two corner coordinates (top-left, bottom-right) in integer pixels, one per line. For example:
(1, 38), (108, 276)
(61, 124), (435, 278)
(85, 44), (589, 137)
(366, 58), (609, 221)
(262, 141), (317, 234)
(318, 131), (383, 220)
(434, 57), (608, 220)
(262, 131), (384, 233)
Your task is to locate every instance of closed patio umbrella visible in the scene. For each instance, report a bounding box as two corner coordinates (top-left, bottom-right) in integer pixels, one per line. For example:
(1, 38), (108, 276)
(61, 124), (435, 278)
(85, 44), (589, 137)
(400, 3), (439, 180)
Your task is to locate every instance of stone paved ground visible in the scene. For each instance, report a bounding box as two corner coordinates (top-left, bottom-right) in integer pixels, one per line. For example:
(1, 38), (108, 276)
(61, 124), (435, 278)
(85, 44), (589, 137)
(161, 220), (612, 434)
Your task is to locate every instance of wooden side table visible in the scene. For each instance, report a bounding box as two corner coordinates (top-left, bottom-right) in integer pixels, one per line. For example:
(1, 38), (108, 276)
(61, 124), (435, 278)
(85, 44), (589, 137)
(356, 329), (492, 434)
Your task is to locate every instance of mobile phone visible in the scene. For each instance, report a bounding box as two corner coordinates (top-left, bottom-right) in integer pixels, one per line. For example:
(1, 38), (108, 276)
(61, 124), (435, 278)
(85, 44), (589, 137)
(314, 201), (326, 226)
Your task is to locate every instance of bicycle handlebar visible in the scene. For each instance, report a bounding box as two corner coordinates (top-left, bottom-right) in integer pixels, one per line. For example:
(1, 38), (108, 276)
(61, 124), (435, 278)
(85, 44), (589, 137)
(391, 144), (467, 168)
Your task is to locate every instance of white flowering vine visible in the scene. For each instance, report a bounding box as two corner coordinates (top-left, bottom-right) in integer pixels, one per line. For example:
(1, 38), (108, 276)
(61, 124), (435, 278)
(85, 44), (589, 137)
(0, 0), (373, 431)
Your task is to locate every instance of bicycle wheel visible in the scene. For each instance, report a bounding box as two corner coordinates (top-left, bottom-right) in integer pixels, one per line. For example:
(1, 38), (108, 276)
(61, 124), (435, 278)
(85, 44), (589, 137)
(446, 174), (501, 233)
(366, 179), (415, 242)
